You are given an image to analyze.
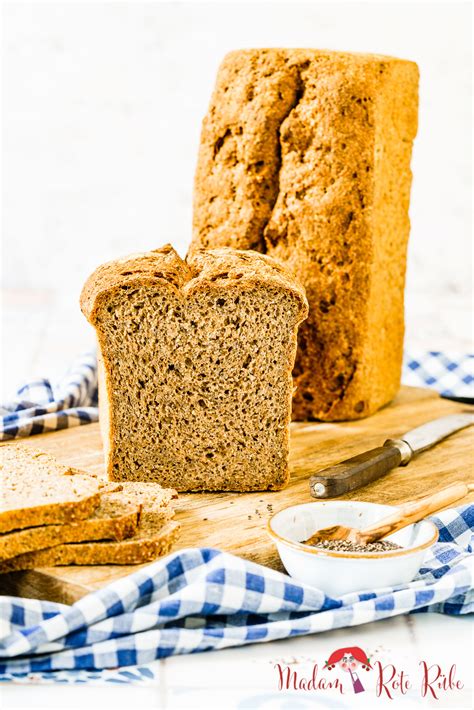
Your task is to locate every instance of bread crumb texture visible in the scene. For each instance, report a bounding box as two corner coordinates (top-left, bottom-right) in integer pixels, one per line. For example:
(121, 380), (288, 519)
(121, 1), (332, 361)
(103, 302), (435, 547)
(190, 49), (419, 421)
(81, 245), (308, 491)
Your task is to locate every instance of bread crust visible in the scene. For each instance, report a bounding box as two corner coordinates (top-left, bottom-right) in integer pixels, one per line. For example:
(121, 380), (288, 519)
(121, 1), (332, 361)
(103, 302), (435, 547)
(190, 49), (419, 421)
(81, 244), (307, 320)
(0, 490), (141, 561)
(0, 523), (181, 571)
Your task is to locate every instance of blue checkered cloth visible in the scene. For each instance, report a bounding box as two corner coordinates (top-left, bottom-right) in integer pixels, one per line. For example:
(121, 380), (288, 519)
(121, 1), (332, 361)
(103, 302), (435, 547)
(0, 352), (98, 440)
(1, 351), (472, 441)
(0, 505), (472, 674)
(402, 350), (474, 398)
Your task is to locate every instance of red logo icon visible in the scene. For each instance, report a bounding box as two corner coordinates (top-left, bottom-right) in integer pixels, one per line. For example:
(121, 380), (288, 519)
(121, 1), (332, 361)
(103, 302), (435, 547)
(324, 646), (372, 693)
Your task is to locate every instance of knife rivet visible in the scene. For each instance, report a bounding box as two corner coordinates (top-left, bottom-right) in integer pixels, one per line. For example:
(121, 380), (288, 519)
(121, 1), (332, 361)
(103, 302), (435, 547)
(384, 438), (413, 465)
(313, 482), (326, 497)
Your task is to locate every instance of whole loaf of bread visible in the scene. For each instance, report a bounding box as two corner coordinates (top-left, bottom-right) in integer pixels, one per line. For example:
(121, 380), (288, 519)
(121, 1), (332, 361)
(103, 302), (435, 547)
(190, 49), (419, 421)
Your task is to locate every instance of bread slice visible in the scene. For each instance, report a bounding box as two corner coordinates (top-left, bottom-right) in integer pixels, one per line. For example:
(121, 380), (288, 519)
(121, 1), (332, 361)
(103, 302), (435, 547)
(0, 445), (102, 533)
(0, 485), (180, 571)
(80, 245), (308, 491)
(190, 49), (419, 421)
(0, 487), (142, 561)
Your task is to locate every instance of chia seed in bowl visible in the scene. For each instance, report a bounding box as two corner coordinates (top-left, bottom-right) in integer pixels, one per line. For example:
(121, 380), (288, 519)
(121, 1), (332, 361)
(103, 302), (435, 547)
(307, 539), (402, 553)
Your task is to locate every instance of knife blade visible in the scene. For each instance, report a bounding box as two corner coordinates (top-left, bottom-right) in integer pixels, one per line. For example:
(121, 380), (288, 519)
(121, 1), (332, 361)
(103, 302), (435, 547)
(310, 412), (474, 499)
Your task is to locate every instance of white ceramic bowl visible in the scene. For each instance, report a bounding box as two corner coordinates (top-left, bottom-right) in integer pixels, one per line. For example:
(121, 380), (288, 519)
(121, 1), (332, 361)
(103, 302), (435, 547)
(268, 501), (438, 596)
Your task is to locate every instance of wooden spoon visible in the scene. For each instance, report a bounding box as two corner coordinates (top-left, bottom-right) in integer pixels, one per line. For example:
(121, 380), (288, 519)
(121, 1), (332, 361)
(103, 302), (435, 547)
(303, 482), (474, 547)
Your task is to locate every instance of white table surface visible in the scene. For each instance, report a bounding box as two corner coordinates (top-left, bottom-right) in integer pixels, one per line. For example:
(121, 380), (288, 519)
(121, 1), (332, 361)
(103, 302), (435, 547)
(1, 291), (473, 709)
(1, 615), (472, 709)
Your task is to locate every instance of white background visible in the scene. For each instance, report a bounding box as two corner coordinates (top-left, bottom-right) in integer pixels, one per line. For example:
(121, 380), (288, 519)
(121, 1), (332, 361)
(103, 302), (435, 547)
(1, 0), (473, 397)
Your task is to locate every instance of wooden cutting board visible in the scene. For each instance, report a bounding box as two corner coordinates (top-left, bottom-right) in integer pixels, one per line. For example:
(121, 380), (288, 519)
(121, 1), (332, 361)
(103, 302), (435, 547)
(1, 386), (473, 604)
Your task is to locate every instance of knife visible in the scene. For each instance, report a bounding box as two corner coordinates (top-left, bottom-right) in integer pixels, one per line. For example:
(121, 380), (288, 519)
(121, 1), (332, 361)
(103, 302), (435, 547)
(309, 412), (474, 499)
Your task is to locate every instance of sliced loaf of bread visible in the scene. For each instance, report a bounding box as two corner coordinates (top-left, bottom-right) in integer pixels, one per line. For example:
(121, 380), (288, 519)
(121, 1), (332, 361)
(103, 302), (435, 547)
(0, 446), (101, 533)
(80, 245), (308, 491)
(0, 484), (180, 571)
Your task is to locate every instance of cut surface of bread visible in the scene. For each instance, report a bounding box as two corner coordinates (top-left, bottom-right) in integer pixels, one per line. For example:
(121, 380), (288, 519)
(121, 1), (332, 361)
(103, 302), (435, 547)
(0, 484), (180, 571)
(80, 245), (308, 491)
(0, 445), (101, 534)
(190, 49), (419, 421)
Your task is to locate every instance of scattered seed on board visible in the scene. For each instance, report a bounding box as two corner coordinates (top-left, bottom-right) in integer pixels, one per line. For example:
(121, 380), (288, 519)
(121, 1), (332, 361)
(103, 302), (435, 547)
(307, 539), (402, 553)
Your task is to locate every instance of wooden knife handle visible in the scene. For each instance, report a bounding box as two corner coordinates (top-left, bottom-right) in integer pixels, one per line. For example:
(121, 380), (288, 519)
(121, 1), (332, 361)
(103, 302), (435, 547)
(309, 445), (402, 498)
